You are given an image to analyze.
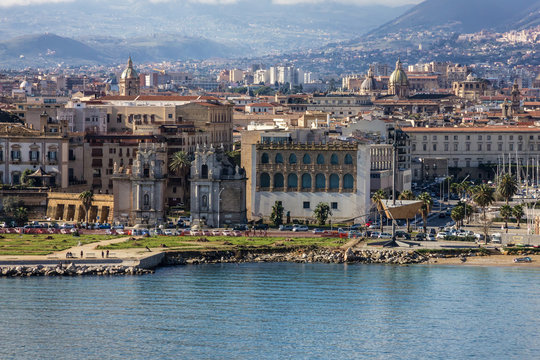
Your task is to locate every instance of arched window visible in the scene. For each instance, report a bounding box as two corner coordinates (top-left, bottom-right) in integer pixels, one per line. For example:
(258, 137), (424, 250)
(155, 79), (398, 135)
(260, 173), (270, 188)
(274, 173), (284, 188)
(316, 154), (325, 165)
(343, 174), (354, 189)
(344, 154), (353, 165)
(289, 154), (297, 164)
(287, 173), (298, 188)
(303, 154), (311, 164)
(331, 154), (339, 165)
(261, 153), (269, 164)
(301, 173), (312, 189)
(275, 153), (284, 164)
(315, 174), (325, 189)
(329, 174), (339, 189)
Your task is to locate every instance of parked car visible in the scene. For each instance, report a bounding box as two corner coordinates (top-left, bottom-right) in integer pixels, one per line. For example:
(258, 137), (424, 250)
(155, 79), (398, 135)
(233, 224), (248, 231)
(395, 231), (411, 240)
(415, 233), (427, 241)
(370, 231), (381, 238)
(312, 228), (327, 234)
(436, 232), (448, 240)
(221, 230), (232, 236)
(491, 233), (502, 244)
(292, 225), (309, 232)
(378, 232), (392, 239)
(163, 230), (174, 236)
(279, 225), (293, 231)
(211, 230), (221, 236)
(427, 234), (436, 241)
(254, 223), (269, 230)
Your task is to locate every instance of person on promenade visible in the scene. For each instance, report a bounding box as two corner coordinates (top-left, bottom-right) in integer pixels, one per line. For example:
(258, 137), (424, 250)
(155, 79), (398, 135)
(80, 250), (83, 258)
(106, 250), (109, 258)
(101, 251), (104, 258)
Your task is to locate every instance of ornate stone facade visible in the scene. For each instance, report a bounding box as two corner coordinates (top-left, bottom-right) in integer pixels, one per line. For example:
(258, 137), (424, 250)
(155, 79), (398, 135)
(190, 144), (247, 228)
(119, 57), (140, 97)
(245, 141), (371, 223)
(112, 143), (167, 225)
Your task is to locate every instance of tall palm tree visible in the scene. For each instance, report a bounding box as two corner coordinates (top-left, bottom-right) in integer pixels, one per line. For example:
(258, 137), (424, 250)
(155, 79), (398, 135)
(472, 184), (495, 220)
(513, 204), (524, 228)
(499, 204), (513, 230)
(451, 205), (465, 229)
(417, 192), (433, 233)
(169, 151), (191, 207)
(371, 189), (387, 232)
(398, 189), (414, 232)
(497, 173), (518, 205)
(79, 190), (94, 223)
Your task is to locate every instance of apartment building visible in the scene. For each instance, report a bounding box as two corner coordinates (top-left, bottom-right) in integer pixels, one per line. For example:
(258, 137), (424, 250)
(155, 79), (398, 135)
(405, 125), (540, 181)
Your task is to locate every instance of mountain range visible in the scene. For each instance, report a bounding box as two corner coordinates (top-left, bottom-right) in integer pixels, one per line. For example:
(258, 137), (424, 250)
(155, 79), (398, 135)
(369, 0), (540, 37)
(0, 0), (538, 68)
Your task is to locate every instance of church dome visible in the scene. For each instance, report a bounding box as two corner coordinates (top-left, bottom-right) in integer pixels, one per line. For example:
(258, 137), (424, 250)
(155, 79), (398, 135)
(360, 68), (376, 92)
(389, 58), (408, 86)
(121, 56), (138, 80)
(466, 73), (475, 81)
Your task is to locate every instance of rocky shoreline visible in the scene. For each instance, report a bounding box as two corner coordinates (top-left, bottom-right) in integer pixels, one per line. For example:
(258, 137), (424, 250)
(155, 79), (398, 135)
(164, 247), (431, 266)
(0, 263), (153, 277)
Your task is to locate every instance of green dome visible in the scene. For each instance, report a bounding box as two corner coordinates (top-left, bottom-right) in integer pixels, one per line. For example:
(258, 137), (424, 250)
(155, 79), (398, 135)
(389, 58), (408, 86)
(121, 56), (138, 80)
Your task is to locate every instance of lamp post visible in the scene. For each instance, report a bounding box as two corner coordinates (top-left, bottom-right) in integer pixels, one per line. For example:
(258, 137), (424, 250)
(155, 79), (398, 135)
(216, 187), (224, 228)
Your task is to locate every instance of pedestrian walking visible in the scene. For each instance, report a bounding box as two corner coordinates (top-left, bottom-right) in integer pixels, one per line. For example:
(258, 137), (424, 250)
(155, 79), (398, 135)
(101, 251), (104, 258)
(106, 250), (109, 258)
(80, 250), (83, 258)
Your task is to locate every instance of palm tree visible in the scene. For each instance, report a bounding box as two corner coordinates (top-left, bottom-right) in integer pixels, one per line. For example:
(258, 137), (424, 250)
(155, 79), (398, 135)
(497, 173), (518, 205)
(417, 192), (433, 233)
(398, 189), (414, 232)
(472, 184), (495, 220)
(499, 204), (513, 230)
(450, 182), (459, 197)
(79, 190), (94, 223)
(169, 151), (191, 207)
(451, 205), (465, 229)
(371, 189), (387, 232)
(513, 204), (524, 228)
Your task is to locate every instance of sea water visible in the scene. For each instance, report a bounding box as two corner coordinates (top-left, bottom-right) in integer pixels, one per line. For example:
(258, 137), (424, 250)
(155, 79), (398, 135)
(0, 263), (538, 359)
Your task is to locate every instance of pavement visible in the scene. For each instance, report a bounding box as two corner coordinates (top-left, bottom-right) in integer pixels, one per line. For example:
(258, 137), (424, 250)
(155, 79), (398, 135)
(0, 236), (154, 267)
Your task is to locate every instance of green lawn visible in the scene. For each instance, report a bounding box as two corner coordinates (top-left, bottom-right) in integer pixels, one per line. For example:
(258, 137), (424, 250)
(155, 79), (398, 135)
(97, 235), (349, 251)
(0, 234), (122, 256)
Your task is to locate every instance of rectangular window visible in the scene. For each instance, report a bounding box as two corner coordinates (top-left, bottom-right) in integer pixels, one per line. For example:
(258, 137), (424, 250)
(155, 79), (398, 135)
(0, 150), (3, 161)
(444, 143), (449, 151)
(454, 143), (458, 151)
(433, 144), (437, 151)
(303, 202), (310, 209)
(444, 136), (448, 141)
(498, 143), (503, 151)
(478, 144), (482, 151)
(423, 144), (427, 151)
(466, 135), (470, 140)
(510, 143), (514, 151)
(433, 135), (437, 140)
(487, 135), (491, 140)
(478, 135), (483, 140)
(487, 144), (491, 151)
(518, 143), (522, 151)
(454, 136), (458, 140)
(466, 143), (470, 151)
(331, 202), (338, 210)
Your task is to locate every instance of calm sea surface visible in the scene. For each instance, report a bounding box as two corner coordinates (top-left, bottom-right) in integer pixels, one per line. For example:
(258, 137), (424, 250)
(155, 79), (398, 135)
(0, 263), (538, 360)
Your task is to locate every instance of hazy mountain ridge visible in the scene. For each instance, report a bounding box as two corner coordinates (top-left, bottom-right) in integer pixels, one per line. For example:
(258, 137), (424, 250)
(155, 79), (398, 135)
(369, 0), (540, 37)
(0, 0), (411, 64)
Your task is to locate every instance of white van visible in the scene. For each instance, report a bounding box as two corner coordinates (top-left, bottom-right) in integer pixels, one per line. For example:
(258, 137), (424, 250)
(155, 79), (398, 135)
(491, 233), (502, 244)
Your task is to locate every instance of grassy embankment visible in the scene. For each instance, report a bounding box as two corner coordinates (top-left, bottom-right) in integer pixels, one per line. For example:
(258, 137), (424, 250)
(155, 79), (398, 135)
(97, 236), (349, 251)
(0, 234), (122, 256)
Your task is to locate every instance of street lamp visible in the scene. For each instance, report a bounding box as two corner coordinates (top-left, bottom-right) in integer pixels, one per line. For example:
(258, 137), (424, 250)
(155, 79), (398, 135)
(216, 187), (224, 228)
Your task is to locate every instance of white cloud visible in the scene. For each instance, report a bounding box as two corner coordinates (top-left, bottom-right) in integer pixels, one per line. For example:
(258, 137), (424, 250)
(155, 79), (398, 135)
(0, 0), (74, 7)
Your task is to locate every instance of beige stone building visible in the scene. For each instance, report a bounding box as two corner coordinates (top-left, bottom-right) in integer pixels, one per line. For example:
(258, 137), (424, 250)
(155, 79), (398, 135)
(47, 192), (114, 223)
(452, 74), (489, 101)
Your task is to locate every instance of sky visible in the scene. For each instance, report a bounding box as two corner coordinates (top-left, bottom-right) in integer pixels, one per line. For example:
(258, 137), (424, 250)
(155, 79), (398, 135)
(0, 0), (423, 7)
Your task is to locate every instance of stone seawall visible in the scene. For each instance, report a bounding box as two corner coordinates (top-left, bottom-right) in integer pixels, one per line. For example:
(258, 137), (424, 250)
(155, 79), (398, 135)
(164, 247), (429, 266)
(0, 263), (153, 277)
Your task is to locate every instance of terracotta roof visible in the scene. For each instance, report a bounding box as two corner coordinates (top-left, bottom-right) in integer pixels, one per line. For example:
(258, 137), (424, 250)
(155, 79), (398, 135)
(99, 95), (220, 101)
